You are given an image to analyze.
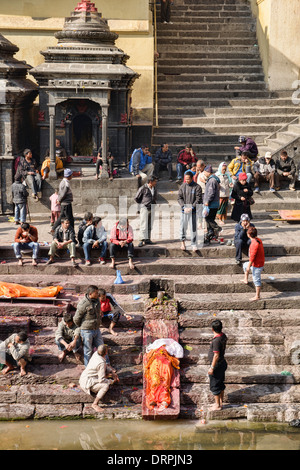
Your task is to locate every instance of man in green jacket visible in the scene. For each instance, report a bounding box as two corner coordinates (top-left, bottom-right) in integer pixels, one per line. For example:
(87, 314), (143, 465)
(74, 285), (104, 367)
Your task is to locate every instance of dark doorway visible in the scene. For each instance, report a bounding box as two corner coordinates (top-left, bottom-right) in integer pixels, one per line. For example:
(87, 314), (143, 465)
(72, 114), (93, 155)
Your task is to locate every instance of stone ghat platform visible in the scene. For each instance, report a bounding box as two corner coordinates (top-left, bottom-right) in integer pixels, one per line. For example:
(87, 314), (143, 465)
(0, 202), (300, 423)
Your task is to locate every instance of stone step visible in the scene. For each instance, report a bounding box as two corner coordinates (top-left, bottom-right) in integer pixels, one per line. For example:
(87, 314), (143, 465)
(158, 58), (262, 66)
(157, 90), (270, 99)
(0, 383), (143, 407)
(157, 23), (256, 32)
(0, 402), (142, 420)
(178, 309), (300, 329)
(181, 365), (300, 383)
(179, 327), (285, 346)
(157, 30), (256, 38)
(158, 38), (257, 46)
(157, 115), (292, 126)
(178, 344), (290, 366)
(158, 77), (266, 86)
(173, 273), (300, 294)
(157, 96), (293, 108)
(160, 5), (251, 12)
(193, 402), (300, 423)
(0, 317), (30, 338)
(157, 106), (299, 118)
(176, 291), (300, 311)
(180, 383), (300, 406)
(158, 50), (261, 59)
(1, 255), (300, 276)
(153, 125), (281, 136)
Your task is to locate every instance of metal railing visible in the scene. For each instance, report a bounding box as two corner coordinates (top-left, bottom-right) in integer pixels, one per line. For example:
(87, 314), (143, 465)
(150, 0), (159, 129)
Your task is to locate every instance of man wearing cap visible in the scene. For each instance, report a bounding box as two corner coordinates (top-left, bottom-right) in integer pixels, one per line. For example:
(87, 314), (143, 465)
(234, 214), (255, 265)
(253, 151), (277, 192)
(234, 136), (258, 161)
(275, 150), (297, 191)
(202, 165), (221, 245)
(16, 149), (42, 201)
(52, 169), (74, 231)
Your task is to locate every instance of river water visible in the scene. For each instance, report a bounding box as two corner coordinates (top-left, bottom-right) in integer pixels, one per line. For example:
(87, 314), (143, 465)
(0, 419), (299, 450)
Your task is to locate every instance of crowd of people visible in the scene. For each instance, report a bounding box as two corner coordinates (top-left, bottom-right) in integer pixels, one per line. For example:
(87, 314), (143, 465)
(11, 135), (296, 287)
(1, 284), (131, 410)
(7, 134), (297, 410)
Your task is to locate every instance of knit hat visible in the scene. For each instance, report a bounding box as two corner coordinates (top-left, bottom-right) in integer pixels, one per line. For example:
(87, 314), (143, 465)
(265, 151), (272, 159)
(240, 213), (250, 221)
(238, 172), (247, 181)
(204, 165), (212, 173)
(23, 148), (31, 156)
(64, 169), (73, 178)
(238, 136), (246, 143)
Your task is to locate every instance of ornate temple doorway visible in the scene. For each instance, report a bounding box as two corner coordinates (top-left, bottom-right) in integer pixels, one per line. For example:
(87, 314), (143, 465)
(72, 113), (93, 156)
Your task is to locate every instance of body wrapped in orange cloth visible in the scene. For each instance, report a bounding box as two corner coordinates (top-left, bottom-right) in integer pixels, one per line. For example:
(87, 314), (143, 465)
(0, 282), (63, 298)
(144, 344), (180, 410)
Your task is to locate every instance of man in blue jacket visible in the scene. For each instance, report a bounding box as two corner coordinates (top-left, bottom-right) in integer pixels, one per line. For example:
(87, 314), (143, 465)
(129, 145), (154, 184)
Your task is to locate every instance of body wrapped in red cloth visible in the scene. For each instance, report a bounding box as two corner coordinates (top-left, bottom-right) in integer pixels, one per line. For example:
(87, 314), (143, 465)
(0, 282), (63, 298)
(144, 345), (180, 410)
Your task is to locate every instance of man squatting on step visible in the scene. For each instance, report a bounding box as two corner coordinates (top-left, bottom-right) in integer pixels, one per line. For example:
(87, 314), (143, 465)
(79, 344), (119, 413)
(1, 331), (31, 377)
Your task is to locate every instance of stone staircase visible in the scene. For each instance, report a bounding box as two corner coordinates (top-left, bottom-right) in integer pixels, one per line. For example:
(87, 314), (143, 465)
(152, 0), (299, 164)
(0, 215), (300, 421)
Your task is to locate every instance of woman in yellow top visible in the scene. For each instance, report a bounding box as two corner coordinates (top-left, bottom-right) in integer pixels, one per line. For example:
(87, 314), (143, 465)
(41, 151), (63, 179)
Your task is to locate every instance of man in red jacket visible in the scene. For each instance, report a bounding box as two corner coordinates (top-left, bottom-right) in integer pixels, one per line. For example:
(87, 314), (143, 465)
(243, 226), (265, 301)
(109, 218), (134, 270)
(176, 144), (197, 183)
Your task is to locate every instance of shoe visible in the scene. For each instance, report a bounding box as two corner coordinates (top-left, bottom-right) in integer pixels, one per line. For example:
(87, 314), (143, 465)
(85, 260), (91, 266)
(46, 259), (54, 265)
(145, 240), (154, 245)
(138, 241), (145, 247)
(254, 187), (260, 193)
(269, 188), (275, 192)
(169, 178), (173, 181)
(176, 179), (182, 184)
(289, 186), (296, 191)
(235, 259), (242, 266)
(71, 259), (78, 267)
(275, 187), (280, 191)
(99, 258), (106, 265)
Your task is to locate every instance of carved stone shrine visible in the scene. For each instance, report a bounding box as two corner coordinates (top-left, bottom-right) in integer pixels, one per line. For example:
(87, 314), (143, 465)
(31, 0), (139, 179)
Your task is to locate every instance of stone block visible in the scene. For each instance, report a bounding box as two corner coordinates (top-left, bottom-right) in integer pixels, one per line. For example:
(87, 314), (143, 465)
(34, 404), (83, 419)
(0, 404), (35, 420)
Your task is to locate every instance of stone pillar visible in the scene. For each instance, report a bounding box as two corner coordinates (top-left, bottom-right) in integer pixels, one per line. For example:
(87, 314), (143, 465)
(48, 104), (57, 180)
(100, 104), (109, 179)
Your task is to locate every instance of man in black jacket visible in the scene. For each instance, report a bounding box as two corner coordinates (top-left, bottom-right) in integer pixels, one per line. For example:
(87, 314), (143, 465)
(154, 143), (173, 181)
(275, 150), (297, 191)
(178, 171), (202, 251)
(11, 175), (28, 224)
(47, 218), (77, 266)
(135, 176), (158, 247)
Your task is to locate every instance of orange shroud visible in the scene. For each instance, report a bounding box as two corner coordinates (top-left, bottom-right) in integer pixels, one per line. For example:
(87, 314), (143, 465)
(144, 345), (180, 410)
(0, 282), (63, 298)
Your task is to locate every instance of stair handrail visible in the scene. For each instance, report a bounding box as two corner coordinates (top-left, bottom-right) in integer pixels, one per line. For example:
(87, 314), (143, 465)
(150, 0), (159, 129)
(264, 115), (300, 144)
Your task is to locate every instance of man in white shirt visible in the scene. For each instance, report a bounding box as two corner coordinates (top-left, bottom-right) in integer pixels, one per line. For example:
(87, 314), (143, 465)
(79, 344), (119, 412)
